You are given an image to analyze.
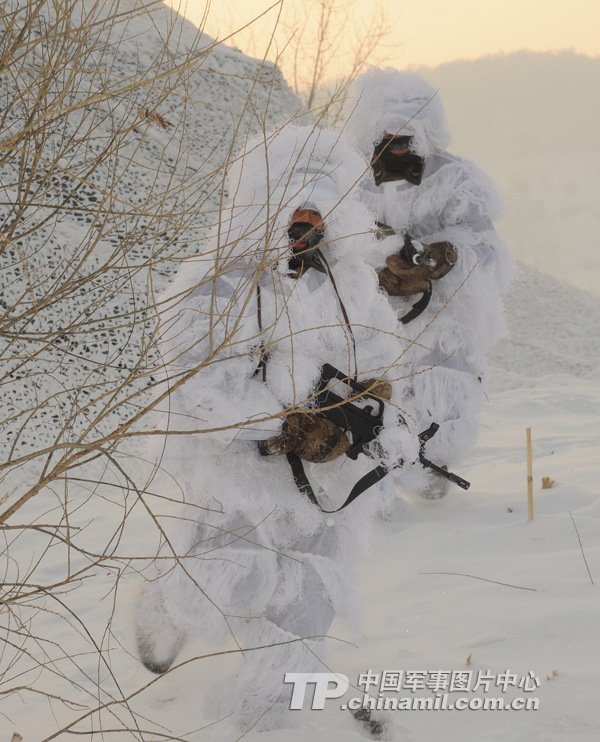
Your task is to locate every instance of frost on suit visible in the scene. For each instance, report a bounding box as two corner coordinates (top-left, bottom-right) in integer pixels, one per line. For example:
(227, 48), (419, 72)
(134, 124), (417, 731)
(343, 68), (514, 490)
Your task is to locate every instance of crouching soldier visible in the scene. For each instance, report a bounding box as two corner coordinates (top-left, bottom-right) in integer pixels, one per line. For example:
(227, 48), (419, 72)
(134, 124), (421, 732)
(343, 68), (514, 499)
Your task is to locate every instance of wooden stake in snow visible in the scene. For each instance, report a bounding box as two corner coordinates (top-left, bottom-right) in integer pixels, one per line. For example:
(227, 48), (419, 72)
(526, 427), (534, 521)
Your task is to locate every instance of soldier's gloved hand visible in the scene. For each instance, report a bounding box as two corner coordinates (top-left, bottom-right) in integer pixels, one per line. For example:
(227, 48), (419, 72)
(377, 240), (457, 297)
(262, 411), (349, 463)
(359, 378), (392, 401)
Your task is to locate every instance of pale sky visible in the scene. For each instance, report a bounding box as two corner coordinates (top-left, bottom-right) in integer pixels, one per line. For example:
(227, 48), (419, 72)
(173, 0), (600, 72)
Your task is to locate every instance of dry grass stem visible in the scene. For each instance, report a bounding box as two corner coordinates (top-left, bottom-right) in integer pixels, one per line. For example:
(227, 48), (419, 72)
(526, 427), (534, 521)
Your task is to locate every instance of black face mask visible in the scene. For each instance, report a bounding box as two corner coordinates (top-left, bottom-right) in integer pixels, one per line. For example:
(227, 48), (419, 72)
(287, 208), (326, 277)
(371, 135), (425, 186)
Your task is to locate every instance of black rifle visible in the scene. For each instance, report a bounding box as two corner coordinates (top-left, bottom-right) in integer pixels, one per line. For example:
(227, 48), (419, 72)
(259, 364), (469, 513)
(315, 364), (469, 489)
(312, 363), (386, 460)
(375, 226), (434, 324)
(399, 232), (437, 268)
(416, 422), (470, 490)
(377, 223), (433, 267)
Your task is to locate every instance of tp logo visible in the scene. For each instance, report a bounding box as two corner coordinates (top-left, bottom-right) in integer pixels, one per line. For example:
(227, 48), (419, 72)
(284, 673), (349, 710)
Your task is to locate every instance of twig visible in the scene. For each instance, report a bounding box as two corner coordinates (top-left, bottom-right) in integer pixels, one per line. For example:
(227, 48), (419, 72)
(419, 571), (537, 591)
(569, 511), (594, 585)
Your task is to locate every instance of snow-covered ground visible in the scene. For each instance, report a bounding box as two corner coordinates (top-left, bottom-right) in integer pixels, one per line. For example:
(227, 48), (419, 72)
(128, 265), (600, 742)
(6, 263), (598, 742)
(2, 3), (599, 741)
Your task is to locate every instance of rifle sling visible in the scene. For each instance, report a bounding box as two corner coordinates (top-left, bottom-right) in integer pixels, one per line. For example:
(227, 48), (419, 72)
(400, 279), (432, 324)
(286, 422), (470, 509)
(286, 451), (389, 513)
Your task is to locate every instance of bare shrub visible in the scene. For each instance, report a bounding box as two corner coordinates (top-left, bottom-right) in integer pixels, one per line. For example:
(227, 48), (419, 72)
(0, 1), (304, 737)
(200, 0), (395, 126)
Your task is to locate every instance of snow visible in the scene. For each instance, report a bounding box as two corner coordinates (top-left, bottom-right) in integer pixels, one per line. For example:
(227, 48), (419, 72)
(112, 265), (600, 742)
(1, 3), (599, 742)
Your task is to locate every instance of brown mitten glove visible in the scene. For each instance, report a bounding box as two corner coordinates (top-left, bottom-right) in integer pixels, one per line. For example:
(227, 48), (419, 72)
(378, 241), (457, 297)
(359, 378), (393, 401)
(262, 411), (350, 463)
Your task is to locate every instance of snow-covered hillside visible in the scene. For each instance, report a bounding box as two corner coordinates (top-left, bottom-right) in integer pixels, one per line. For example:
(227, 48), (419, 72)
(1, 3), (599, 742)
(0, 0), (305, 463)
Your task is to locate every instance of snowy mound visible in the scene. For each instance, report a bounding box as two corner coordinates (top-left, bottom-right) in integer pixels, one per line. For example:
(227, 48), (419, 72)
(0, 0), (306, 461)
(489, 261), (600, 389)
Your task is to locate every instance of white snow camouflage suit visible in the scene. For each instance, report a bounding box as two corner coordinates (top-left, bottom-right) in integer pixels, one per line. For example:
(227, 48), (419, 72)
(134, 124), (420, 731)
(342, 68), (514, 496)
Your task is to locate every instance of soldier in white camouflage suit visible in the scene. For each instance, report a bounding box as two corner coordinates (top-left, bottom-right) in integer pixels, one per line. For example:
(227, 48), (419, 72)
(343, 68), (514, 498)
(134, 124), (421, 732)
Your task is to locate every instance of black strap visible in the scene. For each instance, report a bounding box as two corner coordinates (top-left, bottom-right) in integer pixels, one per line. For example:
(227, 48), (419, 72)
(400, 279), (432, 324)
(284, 422), (470, 511)
(286, 452), (389, 513)
(375, 221), (396, 240)
(318, 252), (358, 376)
(253, 284), (268, 381)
